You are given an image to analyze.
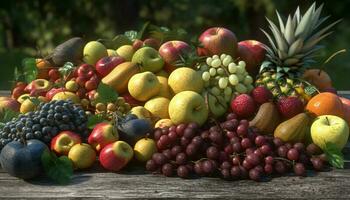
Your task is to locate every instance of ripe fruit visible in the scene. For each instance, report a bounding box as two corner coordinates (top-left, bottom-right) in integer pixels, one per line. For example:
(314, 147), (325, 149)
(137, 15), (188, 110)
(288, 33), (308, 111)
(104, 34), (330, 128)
(134, 138), (157, 162)
(237, 40), (266, 77)
(168, 67), (204, 94)
(132, 47), (164, 72)
(231, 94), (256, 118)
(158, 40), (192, 73)
(306, 92), (344, 118)
(116, 45), (135, 61)
(88, 122), (119, 152)
(51, 131), (82, 155)
(251, 86), (273, 104)
(99, 141), (134, 171)
(303, 69), (332, 91)
(277, 97), (304, 119)
(144, 97), (170, 119)
(68, 143), (96, 169)
(128, 72), (161, 101)
(83, 41), (108, 65)
(52, 91), (80, 104)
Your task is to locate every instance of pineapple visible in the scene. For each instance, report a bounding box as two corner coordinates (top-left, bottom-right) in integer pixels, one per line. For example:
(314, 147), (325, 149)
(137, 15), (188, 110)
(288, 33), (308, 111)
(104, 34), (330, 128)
(255, 3), (341, 103)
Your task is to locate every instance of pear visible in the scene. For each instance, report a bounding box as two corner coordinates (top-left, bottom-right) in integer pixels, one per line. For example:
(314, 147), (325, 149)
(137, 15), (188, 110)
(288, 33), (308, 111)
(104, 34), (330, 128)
(274, 113), (311, 143)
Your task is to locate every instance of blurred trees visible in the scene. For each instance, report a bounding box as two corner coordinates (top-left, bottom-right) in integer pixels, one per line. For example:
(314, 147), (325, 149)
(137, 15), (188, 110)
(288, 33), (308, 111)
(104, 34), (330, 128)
(0, 0), (349, 89)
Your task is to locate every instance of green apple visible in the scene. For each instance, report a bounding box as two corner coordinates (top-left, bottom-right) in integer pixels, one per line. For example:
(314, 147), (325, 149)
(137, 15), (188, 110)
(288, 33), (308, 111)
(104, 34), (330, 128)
(128, 72), (161, 101)
(134, 138), (157, 162)
(116, 45), (135, 61)
(83, 41), (108, 65)
(169, 91), (208, 126)
(311, 115), (349, 151)
(132, 47), (164, 73)
(65, 80), (79, 92)
(168, 67), (204, 94)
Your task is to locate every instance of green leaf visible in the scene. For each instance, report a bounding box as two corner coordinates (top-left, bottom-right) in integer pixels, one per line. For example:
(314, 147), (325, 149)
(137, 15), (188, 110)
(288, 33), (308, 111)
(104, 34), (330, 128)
(0, 108), (20, 128)
(95, 82), (118, 104)
(124, 30), (138, 42)
(22, 58), (38, 83)
(29, 97), (41, 106)
(58, 62), (75, 78)
(324, 142), (344, 169)
(41, 149), (73, 184)
(14, 67), (22, 82)
(87, 114), (106, 129)
(137, 22), (150, 39)
(304, 85), (318, 96)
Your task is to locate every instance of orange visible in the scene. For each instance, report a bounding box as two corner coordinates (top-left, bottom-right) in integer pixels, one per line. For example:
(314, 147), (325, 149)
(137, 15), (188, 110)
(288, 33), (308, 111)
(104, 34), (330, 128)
(306, 92), (344, 118)
(36, 58), (52, 79)
(303, 69), (332, 90)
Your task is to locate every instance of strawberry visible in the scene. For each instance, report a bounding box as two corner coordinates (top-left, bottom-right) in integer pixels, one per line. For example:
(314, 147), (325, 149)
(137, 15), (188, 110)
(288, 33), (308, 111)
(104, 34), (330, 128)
(230, 94), (256, 118)
(277, 97), (304, 119)
(251, 86), (273, 104)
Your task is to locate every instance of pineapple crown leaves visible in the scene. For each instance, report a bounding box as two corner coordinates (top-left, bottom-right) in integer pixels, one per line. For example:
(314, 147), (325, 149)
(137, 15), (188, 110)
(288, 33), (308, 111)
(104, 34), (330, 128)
(261, 2), (342, 69)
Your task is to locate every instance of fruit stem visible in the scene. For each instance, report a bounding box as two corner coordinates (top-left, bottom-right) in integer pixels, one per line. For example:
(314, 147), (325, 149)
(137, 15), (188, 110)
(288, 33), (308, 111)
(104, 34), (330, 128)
(325, 116), (330, 126)
(273, 157), (293, 164)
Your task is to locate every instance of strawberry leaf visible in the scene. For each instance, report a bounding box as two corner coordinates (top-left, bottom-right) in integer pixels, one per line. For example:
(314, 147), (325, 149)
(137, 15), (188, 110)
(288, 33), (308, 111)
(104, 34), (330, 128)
(324, 142), (344, 169)
(22, 58), (38, 83)
(41, 149), (73, 184)
(95, 82), (118, 104)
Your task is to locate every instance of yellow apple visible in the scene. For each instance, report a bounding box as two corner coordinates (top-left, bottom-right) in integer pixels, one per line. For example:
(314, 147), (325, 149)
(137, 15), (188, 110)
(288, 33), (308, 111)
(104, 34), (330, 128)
(52, 91), (80, 103)
(144, 97), (170, 120)
(134, 138), (157, 162)
(83, 41), (108, 65)
(116, 45), (134, 61)
(155, 118), (174, 128)
(107, 49), (118, 56)
(128, 72), (161, 101)
(168, 67), (204, 94)
(68, 143), (96, 169)
(157, 76), (172, 99)
(169, 91), (208, 125)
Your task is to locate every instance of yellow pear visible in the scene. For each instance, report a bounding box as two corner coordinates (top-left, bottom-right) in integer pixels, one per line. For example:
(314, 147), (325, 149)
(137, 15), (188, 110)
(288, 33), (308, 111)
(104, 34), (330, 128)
(168, 67), (204, 94)
(156, 76), (172, 99)
(128, 72), (161, 101)
(144, 97), (170, 120)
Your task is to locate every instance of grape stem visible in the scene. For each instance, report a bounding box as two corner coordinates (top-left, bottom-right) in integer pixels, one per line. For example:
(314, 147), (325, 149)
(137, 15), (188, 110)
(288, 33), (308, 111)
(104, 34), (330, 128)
(273, 157), (293, 164)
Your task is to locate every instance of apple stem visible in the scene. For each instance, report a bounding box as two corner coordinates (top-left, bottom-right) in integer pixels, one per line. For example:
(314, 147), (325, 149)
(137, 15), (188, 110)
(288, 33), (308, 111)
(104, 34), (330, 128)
(325, 116), (330, 126)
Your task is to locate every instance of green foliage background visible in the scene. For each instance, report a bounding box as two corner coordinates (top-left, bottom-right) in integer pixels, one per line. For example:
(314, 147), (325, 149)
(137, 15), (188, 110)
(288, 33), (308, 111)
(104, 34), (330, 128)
(0, 0), (349, 90)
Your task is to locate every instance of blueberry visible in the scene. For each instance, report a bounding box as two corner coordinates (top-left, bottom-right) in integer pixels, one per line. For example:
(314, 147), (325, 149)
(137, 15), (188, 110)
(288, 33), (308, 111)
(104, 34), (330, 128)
(3, 126), (10, 133)
(47, 114), (54, 120)
(48, 109), (54, 114)
(32, 124), (42, 131)
(59, 124), (69, 131)
(40, 118), (48, 126)
(25, 121), (33, 128)
(54, 113), (62, 120)
(10, 128), (17, 134)
(55, 106), (63, 112)
(42, 126), (52, 135)
(34, 131), (42, 138)
(26, 132), (34, 139)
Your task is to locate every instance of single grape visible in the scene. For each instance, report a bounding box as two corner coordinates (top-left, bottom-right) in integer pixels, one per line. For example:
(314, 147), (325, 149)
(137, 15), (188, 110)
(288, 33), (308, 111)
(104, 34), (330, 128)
(239, 166), (248, 179)
(161, 128), (169, 135)
(221, 161), (232, 170)
(311, 157), (324, 171)
(274, 161), (287, 174)
(224, 87), (232, 97)
(209, 131), (223, 145)
(176, 153), (187, 165)
(162, 149), (173, 160)
(168, 131), (178, 143)
(226, 131), (236, 139)
(277, 145), (288, 158)
(202, 160), (215, 174)
(206, 146), (220, 160)
(177, 165), (189, 178)
(194, 162), (204, 175)
(206, 57), (213, 66)
(237, 125), (247, 137)
(201, 131), (210, 140)
(287, 148), (299, 161)
(202, 71), (211, 81)
(243, 76), (253, 85)
(159, 135), (170, 146)
(180, 137), (190, 146)
(210, 87), (220, 96)
(293, 143), (305, 152)
(146, 159), (158, 171)
(264, 164), (273, 174)
(209, 68), (217, 76)
(226, 113), (237, 120)
(171, 145), (183, 156)
(211, 59), (221, 68)
(229, 74), (239, 85)
(218, 77), (228, 89)
(224, 145), (234, 154)
(299, 153), (310, 165)
(241, 138), (252, 149)
(223, 121), (236, 131)
(162, 163), (174, 177)
(232, 155), (241, 165)
(306, 143), (322, 156)
(228, 63), (237, 73)
(230, 166), (241, 178)
(273, 138), (284, 147)
(217, 68), (225, 75)
(265, 156), (274, 165)
(191, 136), (203, 147)
(249, 169), (261, 181)
(232, 142), (242, 153)
(246, 153), (260, 166)
(169, 125), (177, 132)
(186, 143), (198, 157)
(230, 136), (240, 144)
(152, 153), (168, 166)
(253, 149), (263, 159)
(243, 159), (254, 170)
(235, 83), (247, 93)
(255, 135), (266, 147)
(176, 124), (187, 136)
(260, 144), (272, 155)
(183, 128), (196, 139)
(294, 163), (306, 176)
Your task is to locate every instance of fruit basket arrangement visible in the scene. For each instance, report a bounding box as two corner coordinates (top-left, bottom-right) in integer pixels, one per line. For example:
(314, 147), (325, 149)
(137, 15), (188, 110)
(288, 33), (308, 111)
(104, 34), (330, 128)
(0, 2), (349, 184)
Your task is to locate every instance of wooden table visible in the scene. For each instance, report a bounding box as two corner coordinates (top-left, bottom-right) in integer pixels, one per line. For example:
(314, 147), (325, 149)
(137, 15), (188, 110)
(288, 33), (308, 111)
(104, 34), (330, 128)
(0, 91), (350, 199)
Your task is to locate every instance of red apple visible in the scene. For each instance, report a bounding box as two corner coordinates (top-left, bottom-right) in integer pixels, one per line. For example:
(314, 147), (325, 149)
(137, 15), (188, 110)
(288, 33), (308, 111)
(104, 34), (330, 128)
(85, 79), (98, 91)
(77, 64), (94, 78)
(237, 40), (266, 77)
(46, 87), (66, 100)
(50, 131), (82, 155)
(0, 97), (20, 115)
(99, 141), (134, 171)
(143, 38), (161, 50)
(76, 76), (88, 87)
(121, 93), (143, 107)
(88, 122), (119, 152)
(197, 27), (238, 57)
(11, 82), (27, 99)
(95, 56), (125, 78)
(48, 69), (60, 81)
(25, 79), (53, 97)
(133, 39), (144, 51)
(159, 40), (192, 73)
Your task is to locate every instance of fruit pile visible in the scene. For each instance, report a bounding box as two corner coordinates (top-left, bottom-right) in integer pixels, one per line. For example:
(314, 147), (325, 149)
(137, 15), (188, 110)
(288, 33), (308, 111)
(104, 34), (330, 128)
(0, 2), (349, 183)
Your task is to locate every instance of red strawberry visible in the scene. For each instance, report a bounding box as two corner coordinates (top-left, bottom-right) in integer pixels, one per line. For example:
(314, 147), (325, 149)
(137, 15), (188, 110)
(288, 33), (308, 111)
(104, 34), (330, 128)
(230, 94), (256, 118)
(277, 97), (304, 119)
(251, 86), (273, 104)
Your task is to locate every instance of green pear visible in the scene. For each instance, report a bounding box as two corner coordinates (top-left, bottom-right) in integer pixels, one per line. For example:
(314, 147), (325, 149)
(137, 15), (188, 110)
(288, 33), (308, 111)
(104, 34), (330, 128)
(132, 47), (164, 73)
(83, 41), (108, 65)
